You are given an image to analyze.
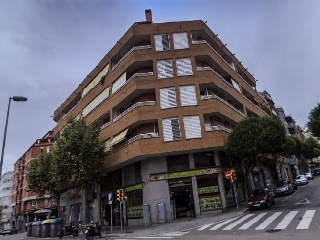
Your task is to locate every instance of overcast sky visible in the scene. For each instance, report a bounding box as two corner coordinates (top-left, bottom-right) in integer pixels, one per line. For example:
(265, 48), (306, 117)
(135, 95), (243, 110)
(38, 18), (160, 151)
(1, 0), (319, 173)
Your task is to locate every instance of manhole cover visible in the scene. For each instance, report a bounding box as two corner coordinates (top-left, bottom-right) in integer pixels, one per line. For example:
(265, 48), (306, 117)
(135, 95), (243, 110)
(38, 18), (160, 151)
(266, 229), (282, 233)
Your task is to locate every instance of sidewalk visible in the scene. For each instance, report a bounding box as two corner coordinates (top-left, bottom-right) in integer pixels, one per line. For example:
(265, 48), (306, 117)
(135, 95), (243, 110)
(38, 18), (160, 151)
(17, 202), (248, 239)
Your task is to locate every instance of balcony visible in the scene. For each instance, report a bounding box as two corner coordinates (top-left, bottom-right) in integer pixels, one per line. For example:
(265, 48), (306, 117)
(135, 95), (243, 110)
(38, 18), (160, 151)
(205, 125), (232, 133)
(201, 94), (245, 117)
(111, 34), (152, 71)
(113, 101), (156, 122)
(113, 132), (159, 151)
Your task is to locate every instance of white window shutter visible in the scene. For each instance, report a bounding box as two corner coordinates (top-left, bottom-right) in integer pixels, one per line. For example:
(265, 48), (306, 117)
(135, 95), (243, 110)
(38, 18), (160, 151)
(155, 34), (170, 51)
(183, 115), (202, 139)
(160, 87), (177, 109)
(162, 118), (181, 142)
(176, 58), (193, 76)
(157, 60), (173, 79)
(231, 79), (241, 93)
(180, 85), (197, 106)
(173, 32), (189, 50)
(83, 87), (110, 116)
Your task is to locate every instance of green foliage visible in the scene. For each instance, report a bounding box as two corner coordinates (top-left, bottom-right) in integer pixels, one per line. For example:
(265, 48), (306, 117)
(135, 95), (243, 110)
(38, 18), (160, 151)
(307, 103), (320, 137)
(301, 137), (320, 160)
(283, 136), (300, 157)
(53, 116), (106, 190)
(27, 116), (106, 198)
(226, 115), (286, 167)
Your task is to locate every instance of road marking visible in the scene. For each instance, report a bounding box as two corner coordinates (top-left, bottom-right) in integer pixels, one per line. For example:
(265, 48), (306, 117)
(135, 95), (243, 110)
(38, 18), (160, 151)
(209, 216), (239, 230)
(295, 198), (310, 205)
(275, 211), (298, 229)
(198, 223), (215, 230)
(255, 212), (282, 230)
(239, 212), (268, 230)
(222, 214), (254, 230)
(296, 210), (316, 229)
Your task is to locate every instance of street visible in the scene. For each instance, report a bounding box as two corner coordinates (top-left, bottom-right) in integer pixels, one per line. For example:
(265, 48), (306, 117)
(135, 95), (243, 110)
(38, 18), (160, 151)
(3, 176), (320, 240)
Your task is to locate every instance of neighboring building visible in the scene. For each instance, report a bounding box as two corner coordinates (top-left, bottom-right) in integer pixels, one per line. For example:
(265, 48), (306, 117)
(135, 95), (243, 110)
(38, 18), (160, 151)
(52, 10), (273, 226)
(0, 171), (13, 229)
(275, 106), (303, 180)
(11, 131), (56, 231)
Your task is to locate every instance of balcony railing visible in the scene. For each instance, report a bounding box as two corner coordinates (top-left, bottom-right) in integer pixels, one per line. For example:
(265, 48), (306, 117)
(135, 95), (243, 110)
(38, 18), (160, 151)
(113, 101), (156, 122)
(201, 94), (245, 117)
(112, 45), (152, 71)
(205, 125), (232, 133)
(113, 132), (159, 151)
(192, 40), (235, 73)
(99, 122), (110, 131)
(112, 72), (154, 96)
(197, 66), (234, 89)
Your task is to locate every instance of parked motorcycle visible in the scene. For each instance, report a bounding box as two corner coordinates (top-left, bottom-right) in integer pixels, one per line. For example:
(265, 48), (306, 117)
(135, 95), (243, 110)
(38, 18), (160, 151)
(58, 222), (79, 238)
(85, 221), (102, 239)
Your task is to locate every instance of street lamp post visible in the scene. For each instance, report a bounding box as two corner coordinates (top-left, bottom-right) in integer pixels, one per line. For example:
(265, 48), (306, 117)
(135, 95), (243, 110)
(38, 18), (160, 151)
(0, 96), (27, 181)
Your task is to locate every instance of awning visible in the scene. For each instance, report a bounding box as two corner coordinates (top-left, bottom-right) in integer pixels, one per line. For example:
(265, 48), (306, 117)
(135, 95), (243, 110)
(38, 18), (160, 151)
(104, 139), (112, 152)
(34, 209), (50, 214)
(110, 128), (128, 146)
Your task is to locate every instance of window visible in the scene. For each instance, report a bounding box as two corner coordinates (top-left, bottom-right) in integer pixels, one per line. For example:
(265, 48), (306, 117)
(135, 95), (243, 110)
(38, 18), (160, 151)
(32, 201), (36, 206)
(44, 198), (48, 205)
(157, 60), (173, 79)
(231, 79), (241, 93)
(173, 32), (189, 49)
(176, 58), (193, 76)
(183, 115), (202, 139)
(180, 85), (197, 106)
(154, 34), (170, 51)
(160, 87), (177, 109)
(162, 118), (181, 142)
(112, 72), (126, 94)
(83, 87), (110, 116)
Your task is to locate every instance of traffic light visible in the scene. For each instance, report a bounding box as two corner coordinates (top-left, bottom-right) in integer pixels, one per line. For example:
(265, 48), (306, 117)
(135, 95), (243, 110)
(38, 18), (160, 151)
(231, 170), (237, 182)
(116, 189), (123, 201)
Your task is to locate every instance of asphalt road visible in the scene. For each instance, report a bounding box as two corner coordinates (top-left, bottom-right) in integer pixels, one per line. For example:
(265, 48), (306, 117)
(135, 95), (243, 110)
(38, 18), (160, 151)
(183, 176), (320, 240)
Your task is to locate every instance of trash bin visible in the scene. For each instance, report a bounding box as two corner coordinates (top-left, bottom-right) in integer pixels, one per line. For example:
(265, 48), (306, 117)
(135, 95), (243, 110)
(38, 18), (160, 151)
(32, 221), (42, 237)
(26, 223), (32, 237)
(50, 218), (63, 238)
(143, 204), (151, 226)
(157, 202), (166, 223)
(41, 219), (52, 237)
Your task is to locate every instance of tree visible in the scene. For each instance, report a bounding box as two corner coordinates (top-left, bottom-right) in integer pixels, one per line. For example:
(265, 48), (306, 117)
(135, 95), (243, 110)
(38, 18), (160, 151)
(301, 137), (320, 168)
(27, 116), (106, 217)
(307, 103), (320, 137)
(226, 115), (286, 197)
(53, 116), (106, 190)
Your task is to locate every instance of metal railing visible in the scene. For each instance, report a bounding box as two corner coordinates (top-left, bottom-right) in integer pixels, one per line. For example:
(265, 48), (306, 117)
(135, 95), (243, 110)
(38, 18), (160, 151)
(205, 125), (232, 133)
(113, 132), (159, 151)
(201, 94), (245, 117)
(112, 45), (152, 71)
(113, 101), (156, 122)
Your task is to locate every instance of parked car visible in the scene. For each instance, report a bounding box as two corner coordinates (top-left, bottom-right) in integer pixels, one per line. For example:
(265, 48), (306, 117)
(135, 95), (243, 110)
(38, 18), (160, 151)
(305, 172), (313, 180)
(247, 188), (275, 211)
(295, 175), (309, 185)
(313, 169), (320, 176)
(274, 180), (295, 196)
(1, 228), (17, 235)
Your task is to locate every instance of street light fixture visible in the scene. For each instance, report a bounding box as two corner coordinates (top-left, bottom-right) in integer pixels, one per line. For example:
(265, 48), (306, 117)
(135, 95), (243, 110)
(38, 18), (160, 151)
(0, 96), (27, 181)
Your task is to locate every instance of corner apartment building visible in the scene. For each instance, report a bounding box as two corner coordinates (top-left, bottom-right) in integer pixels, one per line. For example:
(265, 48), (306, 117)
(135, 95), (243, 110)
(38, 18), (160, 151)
(0, 171), (13, 229)
(52, 10), (272, 226)
(11, 131), (56, 231)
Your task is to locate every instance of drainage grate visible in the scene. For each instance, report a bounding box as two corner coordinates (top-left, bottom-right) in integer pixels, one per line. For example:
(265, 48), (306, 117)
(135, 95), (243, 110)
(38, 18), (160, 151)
(266, 229), (282, 233)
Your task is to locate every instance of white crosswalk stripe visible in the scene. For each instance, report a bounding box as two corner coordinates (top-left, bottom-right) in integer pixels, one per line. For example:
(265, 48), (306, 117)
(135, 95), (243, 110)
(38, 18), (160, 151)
(198, 209), (317, 231)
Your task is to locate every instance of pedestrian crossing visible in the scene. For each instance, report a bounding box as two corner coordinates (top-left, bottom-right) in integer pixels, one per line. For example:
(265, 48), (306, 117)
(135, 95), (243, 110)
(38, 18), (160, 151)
(110, 230), (189, 239)
(197, 209), (318, 231)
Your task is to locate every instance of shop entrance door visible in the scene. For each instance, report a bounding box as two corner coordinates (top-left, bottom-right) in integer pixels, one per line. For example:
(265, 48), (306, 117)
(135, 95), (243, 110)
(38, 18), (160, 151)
(170, 185), (194, 219)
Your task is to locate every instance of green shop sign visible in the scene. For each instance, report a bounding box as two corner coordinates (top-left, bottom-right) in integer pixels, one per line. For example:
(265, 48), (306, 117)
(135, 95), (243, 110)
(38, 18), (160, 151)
(150, 167), (220, 182)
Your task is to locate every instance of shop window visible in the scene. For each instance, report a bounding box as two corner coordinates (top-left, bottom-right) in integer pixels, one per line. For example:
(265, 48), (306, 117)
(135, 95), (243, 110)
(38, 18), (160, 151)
(194, 152), (215, 168)
(126, 189), (143, 219)
(167, 154), (189, 172)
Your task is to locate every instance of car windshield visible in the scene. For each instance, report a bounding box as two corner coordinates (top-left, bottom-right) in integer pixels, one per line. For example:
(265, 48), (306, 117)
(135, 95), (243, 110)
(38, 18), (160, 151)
(296, 176), (302, 179)
(275, 181), (286, 187)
